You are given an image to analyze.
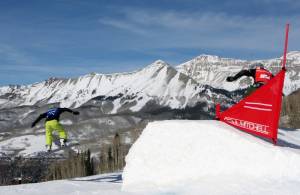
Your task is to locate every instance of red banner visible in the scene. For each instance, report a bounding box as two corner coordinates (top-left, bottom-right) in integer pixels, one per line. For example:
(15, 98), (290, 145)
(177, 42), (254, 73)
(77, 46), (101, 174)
(216, 70), (285, 144)
(216, 24), (289, 144)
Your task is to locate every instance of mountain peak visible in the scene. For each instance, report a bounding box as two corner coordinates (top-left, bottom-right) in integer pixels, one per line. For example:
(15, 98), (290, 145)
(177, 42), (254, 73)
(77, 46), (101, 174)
(198, 54), (219, 58)
(144, 60), (170, 70)
(195, 54), (221, 62)
(44, 77), (65, 86)
(286, 51), (300, 59)
(152, 59), (168, 66)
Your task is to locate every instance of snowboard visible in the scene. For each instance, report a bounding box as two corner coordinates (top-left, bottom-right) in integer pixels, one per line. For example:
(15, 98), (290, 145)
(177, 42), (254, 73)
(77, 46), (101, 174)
(35, 142), (80, 158)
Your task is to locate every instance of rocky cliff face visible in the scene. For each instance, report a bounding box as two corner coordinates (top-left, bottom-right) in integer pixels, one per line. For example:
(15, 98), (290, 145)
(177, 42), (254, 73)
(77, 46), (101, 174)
(176, 51), (300, 95)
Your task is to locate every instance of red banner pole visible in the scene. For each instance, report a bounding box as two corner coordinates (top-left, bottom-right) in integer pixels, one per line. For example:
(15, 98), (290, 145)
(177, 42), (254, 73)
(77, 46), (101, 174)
(215, 103), (221, 120)
(282, 24), (289, 69)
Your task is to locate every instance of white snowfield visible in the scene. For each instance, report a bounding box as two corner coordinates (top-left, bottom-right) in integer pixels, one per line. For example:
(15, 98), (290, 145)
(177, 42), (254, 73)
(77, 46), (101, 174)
(0, 134), (79, 157)
(2, 120), (300, 195)
(0, 134), (45, 156)
(0, 173), (140, 195)
(123, 120), (300, 194)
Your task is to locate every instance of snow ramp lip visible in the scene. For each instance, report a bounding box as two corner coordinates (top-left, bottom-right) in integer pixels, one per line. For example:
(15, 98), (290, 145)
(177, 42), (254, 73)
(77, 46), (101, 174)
(122, 120), (300, 193)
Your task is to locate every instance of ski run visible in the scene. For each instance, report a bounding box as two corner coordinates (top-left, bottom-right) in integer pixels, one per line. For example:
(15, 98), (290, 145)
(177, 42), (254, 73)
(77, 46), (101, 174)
(1, 120), (300, 195)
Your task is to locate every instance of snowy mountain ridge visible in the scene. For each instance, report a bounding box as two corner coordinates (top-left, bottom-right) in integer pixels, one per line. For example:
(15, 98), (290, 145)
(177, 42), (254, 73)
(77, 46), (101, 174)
(176, 51), (300, 94)
(0, 60), (221, 113)
(1, 52), (300, 111)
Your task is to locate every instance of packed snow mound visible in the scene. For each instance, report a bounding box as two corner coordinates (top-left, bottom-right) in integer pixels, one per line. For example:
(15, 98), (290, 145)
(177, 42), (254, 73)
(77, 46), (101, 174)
(122, 120), (300, 193)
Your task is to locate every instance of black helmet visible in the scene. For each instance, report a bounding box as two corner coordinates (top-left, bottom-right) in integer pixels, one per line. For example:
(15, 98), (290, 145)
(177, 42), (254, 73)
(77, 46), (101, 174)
(250, 62), (264, 69)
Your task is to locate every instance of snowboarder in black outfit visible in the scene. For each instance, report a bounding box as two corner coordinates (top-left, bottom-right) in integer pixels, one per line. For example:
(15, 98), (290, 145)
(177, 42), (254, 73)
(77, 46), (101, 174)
(31, 106), (80, 152)
(226, 63), (274, 97)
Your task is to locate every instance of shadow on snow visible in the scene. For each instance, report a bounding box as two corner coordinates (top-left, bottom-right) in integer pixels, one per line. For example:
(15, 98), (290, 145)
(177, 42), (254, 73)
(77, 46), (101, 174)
(69, 173), (122, 183)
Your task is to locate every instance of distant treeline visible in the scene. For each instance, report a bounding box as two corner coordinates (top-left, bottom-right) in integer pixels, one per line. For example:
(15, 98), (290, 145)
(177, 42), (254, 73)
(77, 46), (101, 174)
(282, 89), (300, 128)
(0, 133), (131, 186)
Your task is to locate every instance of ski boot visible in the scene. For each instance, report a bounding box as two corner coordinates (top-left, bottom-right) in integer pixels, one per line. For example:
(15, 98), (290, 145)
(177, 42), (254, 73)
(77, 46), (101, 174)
(60, 138), (67, 147)
(46, 145), (52, 152)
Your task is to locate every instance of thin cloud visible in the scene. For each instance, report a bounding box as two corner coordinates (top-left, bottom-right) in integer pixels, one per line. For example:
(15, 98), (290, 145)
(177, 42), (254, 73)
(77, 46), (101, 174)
(1, 1), (299, 86)
(99, 18), (150, 36)
(0, 44), (36, 65)
(98, 8), (300, 52)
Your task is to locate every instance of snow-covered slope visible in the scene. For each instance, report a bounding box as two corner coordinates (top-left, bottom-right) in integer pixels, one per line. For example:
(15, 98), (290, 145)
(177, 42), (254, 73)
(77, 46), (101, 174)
(0, 134), (81, 157)
(0, 60), (221, 113)
(177, 55), (248, 90)
(122, 120), (300, 194)
(0, 173), (134, 195)
(176, 51), (300, 95)
(2, 120), (300, 194)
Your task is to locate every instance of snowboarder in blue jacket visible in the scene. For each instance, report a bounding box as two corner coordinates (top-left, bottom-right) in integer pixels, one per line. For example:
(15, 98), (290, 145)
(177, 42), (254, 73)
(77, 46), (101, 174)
(31, 106), (79, 152)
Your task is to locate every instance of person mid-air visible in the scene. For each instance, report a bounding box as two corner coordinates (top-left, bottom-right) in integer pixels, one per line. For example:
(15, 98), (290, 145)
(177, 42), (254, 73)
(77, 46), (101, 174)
(31, 106), (80, 152)
(226, 63), (274, 97)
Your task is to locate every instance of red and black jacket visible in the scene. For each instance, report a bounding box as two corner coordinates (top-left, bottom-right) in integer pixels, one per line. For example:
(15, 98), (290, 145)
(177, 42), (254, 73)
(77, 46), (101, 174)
(229, 68), (273, 85)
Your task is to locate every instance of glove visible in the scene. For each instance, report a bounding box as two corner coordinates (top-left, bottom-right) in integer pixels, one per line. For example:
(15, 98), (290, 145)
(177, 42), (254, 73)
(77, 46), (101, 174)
(73, 111), (80, 115)
(226, 76), (234, 82)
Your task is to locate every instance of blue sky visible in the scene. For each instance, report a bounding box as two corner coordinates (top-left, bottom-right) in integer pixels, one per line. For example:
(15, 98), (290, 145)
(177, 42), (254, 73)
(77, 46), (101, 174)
(0, 0), (299, 86)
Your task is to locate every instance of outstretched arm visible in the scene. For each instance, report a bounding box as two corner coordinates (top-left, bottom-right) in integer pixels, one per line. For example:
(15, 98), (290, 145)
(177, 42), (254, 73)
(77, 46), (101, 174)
(226, 69), (255, 82)
(60, 108), (80, 115)
(31, 113), (46, 127)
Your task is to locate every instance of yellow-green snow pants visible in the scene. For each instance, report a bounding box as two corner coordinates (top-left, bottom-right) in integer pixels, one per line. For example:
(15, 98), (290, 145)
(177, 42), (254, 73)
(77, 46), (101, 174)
(45, 120), (67, 146)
